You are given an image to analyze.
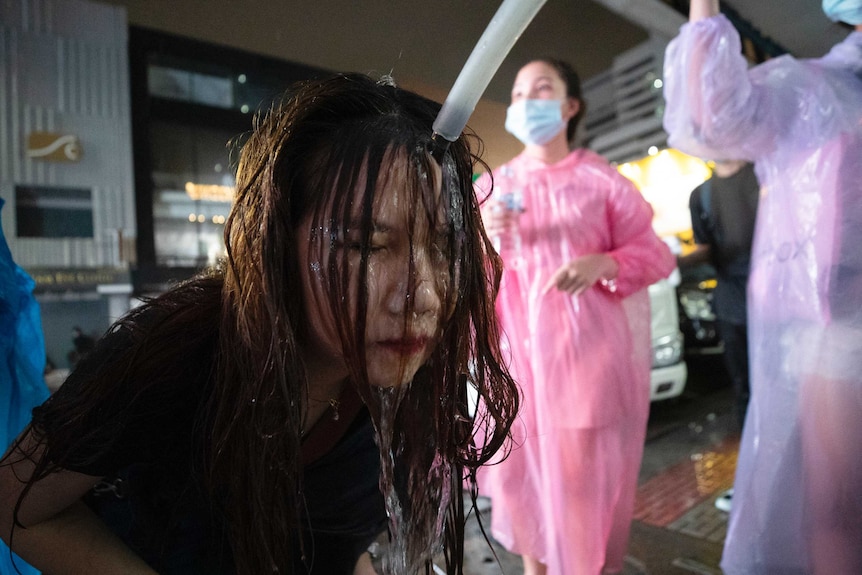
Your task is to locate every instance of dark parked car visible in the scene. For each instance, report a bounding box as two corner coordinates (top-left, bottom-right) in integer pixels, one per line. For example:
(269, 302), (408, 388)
(677, 263), (724, 355)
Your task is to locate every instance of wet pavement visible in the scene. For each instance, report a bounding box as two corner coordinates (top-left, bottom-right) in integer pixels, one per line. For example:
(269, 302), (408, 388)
(460, 355), (738, 575)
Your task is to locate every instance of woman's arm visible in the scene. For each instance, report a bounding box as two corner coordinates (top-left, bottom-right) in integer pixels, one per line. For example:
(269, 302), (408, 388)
(689, 0), (719, 21)
(663, 6), (782, 161)
(544, 173), (674, 297)
(601, 177), (676, 297)
(0, 432), (158, 575)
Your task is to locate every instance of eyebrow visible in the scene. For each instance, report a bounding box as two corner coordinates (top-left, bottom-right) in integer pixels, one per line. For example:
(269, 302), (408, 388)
(346, 219), (392, 234)
(514, 74), (554, 87)
(345, 219), (451, 243)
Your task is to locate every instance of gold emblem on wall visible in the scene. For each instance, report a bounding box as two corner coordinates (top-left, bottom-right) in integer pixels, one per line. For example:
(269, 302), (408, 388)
(26, 132), (83, 162)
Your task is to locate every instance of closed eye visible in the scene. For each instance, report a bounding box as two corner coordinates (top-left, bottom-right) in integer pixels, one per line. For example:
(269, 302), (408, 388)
(337, 230), (387, 254)
(345, 241), (385, 253)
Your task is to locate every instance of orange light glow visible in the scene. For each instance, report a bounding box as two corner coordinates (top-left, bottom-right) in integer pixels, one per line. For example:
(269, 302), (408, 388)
(617, 148), (712, 237)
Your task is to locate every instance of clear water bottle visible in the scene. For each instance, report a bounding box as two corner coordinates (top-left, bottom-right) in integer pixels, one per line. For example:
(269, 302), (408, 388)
(494, 190), (523, 253)
(490, 165), (522, 260)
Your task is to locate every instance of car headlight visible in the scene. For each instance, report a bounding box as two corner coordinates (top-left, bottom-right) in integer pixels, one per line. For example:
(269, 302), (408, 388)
(652, 332), (684, 368)
(679, 289), (715, 321)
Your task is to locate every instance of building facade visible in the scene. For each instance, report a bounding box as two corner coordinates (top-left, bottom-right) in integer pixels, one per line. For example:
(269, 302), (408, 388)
(1, 0), (135, 368)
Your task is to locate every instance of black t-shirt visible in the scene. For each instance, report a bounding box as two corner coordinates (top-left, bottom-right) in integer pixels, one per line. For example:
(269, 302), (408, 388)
(33, 302), (386, 574)
(689, 163), (760, 324)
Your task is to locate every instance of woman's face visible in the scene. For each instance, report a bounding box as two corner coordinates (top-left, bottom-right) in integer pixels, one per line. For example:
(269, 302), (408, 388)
(297, 152), (454, 388)
(511, 60), (580, 118)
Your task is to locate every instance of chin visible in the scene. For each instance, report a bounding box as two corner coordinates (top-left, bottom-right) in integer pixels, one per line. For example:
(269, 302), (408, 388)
(363, 343), (434, 388)
(367, 370), (418, 389)
(366, 357), (428, 389)
(367, 378), (404, 389)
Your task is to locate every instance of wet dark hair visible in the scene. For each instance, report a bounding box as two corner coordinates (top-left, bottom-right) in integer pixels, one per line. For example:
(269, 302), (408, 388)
(530, 57), (586, 143)
(4, 73), (519, 575)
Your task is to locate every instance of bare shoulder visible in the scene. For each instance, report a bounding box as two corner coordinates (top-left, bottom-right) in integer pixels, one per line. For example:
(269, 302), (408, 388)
(1, 431), (102, 528)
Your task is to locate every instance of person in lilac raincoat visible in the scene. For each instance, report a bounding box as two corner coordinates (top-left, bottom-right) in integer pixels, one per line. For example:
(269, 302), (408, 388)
(476, 58), (675, 575)
(663, 1), (862, 572)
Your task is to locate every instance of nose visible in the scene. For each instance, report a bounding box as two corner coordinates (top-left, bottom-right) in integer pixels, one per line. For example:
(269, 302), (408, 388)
(387, 249), (444, 319)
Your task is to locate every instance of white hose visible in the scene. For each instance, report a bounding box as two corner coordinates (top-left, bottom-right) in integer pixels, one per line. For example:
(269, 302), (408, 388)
(432, 0), (548, 143)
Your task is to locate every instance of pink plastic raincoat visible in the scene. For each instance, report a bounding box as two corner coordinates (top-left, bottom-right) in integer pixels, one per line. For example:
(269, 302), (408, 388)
(664, 15), (862, 574)
(476, 149), (674, 574)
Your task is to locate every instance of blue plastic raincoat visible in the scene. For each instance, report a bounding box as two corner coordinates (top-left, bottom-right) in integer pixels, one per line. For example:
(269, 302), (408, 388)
(0, 198), (49, 575)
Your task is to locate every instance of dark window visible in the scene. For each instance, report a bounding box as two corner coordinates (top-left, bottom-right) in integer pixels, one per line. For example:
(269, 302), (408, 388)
(150, 121), (236, 267)
(128, 26), (327, 285)
(16, 186), (94, 238)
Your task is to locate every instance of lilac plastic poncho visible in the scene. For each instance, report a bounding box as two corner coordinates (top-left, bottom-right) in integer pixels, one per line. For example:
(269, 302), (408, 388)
(664, 15), (862, 574)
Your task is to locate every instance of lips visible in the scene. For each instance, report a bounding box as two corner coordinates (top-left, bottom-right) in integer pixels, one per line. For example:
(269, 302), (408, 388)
(378, 336), (430, 356)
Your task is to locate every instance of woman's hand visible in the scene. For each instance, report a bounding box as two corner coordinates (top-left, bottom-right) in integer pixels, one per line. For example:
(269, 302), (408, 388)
(482, 199), (522, 239)
(542, 254), (618, 296)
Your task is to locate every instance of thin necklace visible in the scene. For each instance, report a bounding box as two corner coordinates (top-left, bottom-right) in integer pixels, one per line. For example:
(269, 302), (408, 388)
(309, 396), (341, 421)
(307, 379), (346, 428)
(327, 398), (340, 421)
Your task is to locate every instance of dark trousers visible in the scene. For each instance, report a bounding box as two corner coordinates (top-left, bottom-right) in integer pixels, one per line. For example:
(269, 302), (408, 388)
(716, 319), (750, 431)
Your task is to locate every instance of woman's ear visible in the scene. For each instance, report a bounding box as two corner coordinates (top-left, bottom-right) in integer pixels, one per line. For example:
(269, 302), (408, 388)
(562, 97), (580, 122)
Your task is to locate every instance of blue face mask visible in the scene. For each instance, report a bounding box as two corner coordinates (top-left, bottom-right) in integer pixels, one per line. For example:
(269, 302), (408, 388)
(823, 0), (862, 25)
(505, 99), (567, 146)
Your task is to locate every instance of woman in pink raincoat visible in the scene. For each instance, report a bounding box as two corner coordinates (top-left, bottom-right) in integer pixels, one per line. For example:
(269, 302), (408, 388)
(663, 1), (862, 573)
(476, 58), (675, 575)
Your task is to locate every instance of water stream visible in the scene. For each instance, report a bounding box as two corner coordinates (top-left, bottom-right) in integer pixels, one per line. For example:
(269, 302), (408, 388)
(372, 383), (454, 574)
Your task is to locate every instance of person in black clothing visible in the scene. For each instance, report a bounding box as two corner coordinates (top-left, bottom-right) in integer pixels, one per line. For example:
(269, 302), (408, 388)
(680, 159), (759, 427)
(0, 74), (520, 575)
(68, 325), (95, 367)
(679, 159), (759, 511)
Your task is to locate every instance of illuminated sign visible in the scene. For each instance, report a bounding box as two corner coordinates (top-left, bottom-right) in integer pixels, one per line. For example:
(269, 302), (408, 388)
(26, 132), (83, 162)
(185, 182), (234, 202)
(30, 267), (131, 291)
